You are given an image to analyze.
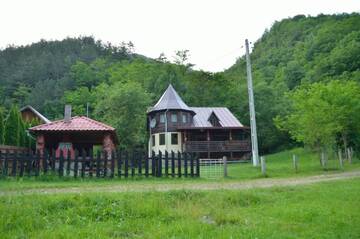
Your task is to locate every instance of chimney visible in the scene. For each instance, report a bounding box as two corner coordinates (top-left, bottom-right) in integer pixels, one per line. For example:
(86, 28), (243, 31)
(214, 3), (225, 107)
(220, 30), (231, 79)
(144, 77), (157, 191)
(64, 105), (72, 123)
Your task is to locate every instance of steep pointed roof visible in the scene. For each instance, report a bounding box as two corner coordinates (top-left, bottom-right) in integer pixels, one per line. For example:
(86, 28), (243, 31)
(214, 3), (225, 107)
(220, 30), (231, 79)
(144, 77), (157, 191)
(148, 84), (194, 114)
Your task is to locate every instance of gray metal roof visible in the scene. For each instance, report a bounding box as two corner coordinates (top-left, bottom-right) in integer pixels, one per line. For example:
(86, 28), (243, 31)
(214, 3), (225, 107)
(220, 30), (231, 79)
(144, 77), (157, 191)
(189, 107), (243, 128)
(148, 84), (194, 113)
(20, 105), (51, 124)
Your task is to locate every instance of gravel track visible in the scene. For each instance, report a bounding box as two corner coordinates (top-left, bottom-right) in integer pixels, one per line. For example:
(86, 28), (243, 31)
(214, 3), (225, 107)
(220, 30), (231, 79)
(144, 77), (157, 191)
(1, 171), (359, 196)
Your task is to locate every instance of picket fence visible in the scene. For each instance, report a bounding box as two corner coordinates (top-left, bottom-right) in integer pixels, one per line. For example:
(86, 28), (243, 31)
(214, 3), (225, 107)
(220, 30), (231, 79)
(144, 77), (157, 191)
(0, 150), (200, 178)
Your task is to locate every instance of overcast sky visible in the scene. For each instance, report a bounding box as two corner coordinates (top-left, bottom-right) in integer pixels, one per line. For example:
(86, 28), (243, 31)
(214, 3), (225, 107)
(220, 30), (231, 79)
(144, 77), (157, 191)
(1, 0), (359, 72)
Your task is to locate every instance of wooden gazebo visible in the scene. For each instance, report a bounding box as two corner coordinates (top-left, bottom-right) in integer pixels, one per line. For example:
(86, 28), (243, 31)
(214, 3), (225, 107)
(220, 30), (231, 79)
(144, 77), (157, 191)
(29, 116), (117, 158)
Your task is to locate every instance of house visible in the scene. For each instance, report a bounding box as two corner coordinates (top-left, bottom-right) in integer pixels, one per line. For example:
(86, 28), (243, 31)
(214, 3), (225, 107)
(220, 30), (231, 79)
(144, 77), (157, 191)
(147, 84), (251, 160)
(20, 105), (51, 124)
(29, 106), (117, 158)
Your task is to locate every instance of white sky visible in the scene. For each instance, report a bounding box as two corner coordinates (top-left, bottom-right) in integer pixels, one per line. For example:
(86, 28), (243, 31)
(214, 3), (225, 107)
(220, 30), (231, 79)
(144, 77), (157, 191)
(0, 0), (359, 72)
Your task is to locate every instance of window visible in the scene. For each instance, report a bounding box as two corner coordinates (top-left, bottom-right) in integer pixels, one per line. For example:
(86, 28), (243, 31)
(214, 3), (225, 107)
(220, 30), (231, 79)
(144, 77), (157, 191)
(159, 134), (165, 145)
(182, 114), (187, 123)
(152, 135), (156, 147)
(160, 113), (165, 123)
(171, 113), (177, 123)
(171, 133), (178, 145)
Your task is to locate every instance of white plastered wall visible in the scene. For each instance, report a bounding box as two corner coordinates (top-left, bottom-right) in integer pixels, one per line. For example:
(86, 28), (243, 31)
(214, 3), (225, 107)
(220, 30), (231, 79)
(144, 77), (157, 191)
(148, 132), (182, 156)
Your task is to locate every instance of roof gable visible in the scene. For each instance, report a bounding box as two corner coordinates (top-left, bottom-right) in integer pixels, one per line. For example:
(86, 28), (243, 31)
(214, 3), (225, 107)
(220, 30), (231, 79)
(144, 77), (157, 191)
(208, 111), (221, 127)
(29, 116), (115, 132)
(20, 105), (51, 124)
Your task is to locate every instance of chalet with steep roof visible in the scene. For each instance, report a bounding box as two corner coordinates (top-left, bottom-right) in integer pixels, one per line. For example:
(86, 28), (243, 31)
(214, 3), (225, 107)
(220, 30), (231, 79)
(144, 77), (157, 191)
(147, 85), (251, 160)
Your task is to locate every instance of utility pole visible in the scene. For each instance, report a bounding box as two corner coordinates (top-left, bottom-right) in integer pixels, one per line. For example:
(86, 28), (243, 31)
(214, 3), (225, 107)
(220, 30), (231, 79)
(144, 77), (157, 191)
(245, 39), (259, 166)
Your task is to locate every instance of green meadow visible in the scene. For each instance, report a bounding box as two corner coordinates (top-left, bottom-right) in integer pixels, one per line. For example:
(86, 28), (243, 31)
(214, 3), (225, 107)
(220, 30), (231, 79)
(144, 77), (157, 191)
(0, 148), (359, 238)
(0, 179), (359, 238)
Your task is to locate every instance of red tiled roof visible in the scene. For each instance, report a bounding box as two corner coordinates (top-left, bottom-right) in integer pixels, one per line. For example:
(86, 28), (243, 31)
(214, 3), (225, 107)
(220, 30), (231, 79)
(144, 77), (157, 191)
(29, 116), (115, 132)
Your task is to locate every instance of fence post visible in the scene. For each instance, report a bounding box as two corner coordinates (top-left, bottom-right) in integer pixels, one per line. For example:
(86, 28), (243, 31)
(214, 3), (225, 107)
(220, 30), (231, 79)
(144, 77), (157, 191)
(117, 150), (122, 178)
(184, 152), (188, 177)
(66, 150), (71, 176)
(190, 153), (194, 177)
(165, 151), (169, 177)
(12, 151), (17, 177)
(59, 151), (64, 177)
(3, 150), (9, 177)
(171, 151), (175, 177)
(89, 149), (94, 178)
(261, 156), (266, 176)
(223, 156), (228, 177)
(35, 150), (40, 177)
(74, 150), (79, 178)
(27, 151), (33, 176)
(144, 151), (149, 177)
(103, 151), (108, 178)
(51, 149), (55, 173)
(138, 151), (143, 176)
(293, 154), (298, 173)
(111, 150), (115, 178)
(81, 150), (86, 178)
(124, 151), (129, 178)
(19, 151), (25, 177)
(196, 153), (200, 177)
(338, 150), (343, 170)
(96, 150), (100, 178)
(151, 151), (155, 177)
(43, 150), (49, 175)
(130, 151), (135, 177)
(158, 151), (162, 177)
(347, 148), (352, 164)
(321, 150), (327, 169)
(177, 151), (182, 178)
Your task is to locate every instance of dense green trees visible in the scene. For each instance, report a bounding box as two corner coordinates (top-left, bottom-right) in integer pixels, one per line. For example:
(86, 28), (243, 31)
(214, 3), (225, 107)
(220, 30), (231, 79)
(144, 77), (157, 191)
(275, 81), (360, 153)
(0, 105), (35, 147)
(0, 13), (359, 152)
(4, 106), (21, 146)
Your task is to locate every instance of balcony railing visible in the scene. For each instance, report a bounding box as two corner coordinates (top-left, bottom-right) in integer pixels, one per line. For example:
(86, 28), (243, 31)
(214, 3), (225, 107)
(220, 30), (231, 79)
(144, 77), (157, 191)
(183, 140), (251, 152)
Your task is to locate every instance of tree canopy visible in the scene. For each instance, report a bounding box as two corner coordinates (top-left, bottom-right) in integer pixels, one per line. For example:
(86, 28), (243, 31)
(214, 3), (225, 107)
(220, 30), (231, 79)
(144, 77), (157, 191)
(0, 13), (359, 152)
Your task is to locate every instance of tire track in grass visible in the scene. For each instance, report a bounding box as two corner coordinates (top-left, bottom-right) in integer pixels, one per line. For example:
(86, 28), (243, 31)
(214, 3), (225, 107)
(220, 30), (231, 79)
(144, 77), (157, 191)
(1, 171), (360, 196)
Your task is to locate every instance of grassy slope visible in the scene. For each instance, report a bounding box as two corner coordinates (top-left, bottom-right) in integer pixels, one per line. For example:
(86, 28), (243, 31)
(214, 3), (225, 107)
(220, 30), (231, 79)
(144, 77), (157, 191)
(0, 148), (359, 191)
(0, 178), (359, 238)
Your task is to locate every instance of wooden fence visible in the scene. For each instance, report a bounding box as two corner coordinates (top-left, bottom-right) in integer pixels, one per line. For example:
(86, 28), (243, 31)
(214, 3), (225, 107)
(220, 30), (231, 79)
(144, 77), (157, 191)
(0, 150), (200, 178)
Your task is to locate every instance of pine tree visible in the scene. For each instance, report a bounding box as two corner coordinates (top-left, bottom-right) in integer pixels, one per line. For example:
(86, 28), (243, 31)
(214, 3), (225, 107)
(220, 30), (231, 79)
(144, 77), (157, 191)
(0, 110), (4, 145)
(4, 106), (20, 146)
(18, 118), (26, 147)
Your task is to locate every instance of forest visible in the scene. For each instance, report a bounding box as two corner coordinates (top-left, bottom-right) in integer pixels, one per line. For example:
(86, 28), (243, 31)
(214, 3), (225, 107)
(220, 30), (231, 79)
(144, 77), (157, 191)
(0, 13), (359, 155)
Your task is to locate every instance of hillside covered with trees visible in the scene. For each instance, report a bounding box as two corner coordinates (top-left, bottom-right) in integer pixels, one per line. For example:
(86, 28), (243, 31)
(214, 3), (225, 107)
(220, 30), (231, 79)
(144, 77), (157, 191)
(0, 13), (359, 154)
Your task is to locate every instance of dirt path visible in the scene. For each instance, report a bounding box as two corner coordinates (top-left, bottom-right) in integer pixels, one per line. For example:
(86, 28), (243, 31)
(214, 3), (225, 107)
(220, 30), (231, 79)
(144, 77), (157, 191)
(1, 171), (360, 196)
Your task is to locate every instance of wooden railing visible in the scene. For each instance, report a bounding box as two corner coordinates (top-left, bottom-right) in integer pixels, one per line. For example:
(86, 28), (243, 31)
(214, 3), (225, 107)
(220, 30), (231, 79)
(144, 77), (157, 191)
(183, 140), (251, 152)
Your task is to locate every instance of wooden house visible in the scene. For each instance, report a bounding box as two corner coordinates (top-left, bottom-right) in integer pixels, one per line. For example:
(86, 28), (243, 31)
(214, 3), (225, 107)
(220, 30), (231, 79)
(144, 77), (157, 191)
(20, 105), (51, 124)
(147, 85), (251, 160)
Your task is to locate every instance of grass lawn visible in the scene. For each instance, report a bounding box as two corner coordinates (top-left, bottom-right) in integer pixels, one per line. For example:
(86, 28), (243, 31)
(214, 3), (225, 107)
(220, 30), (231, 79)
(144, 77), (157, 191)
(0, 147), (359, 191)
(0, 178), (359, 238)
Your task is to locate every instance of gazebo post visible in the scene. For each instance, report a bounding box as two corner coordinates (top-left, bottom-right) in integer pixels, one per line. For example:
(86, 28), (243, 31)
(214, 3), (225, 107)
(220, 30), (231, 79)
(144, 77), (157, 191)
(102, 133), (115, 159)
(36, 134), (45, 168)
(36, 134), (45, 156)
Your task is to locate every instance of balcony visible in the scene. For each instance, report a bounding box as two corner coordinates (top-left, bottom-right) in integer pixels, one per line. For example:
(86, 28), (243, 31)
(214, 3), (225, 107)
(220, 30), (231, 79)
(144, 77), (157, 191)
(183, 140), (251, 152)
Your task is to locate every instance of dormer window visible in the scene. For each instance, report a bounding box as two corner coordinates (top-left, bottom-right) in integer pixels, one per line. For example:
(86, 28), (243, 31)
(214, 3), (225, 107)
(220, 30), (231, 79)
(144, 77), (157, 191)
(208, 111), (221, 127)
